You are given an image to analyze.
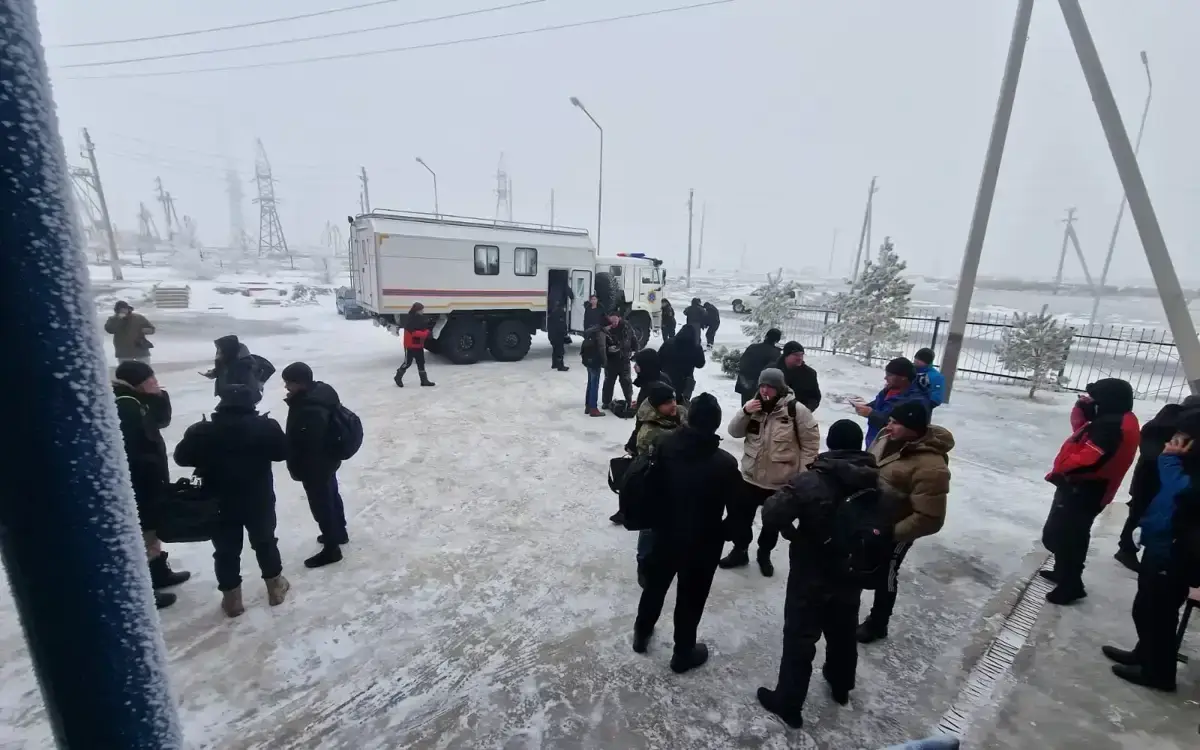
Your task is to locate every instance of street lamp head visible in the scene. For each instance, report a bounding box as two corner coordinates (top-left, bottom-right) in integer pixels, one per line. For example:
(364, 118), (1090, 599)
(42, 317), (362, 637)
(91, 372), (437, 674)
(415, 157), (425, 165)
(569, 96), (582, 108)
(1140, 50), (1148, 65)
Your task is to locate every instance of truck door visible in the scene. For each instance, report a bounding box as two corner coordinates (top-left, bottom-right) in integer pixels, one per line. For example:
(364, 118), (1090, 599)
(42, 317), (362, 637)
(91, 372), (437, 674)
(569, 269), (592, 333)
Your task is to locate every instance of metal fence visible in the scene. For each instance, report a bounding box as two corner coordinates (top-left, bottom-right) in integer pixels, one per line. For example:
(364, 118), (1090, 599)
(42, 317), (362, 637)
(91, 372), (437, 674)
(776, 307), (1189, 403)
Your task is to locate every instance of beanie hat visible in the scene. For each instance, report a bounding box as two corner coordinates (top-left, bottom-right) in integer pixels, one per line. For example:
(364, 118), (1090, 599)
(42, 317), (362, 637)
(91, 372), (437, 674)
(115, 360), (154, 388)
(217, 383), (259, 409)
(826, 419), (864, 451)
(890, 401), (931, 435)
(914, 348), (935, 366)
(757, 367), (787, 392)
(281, 361), (314, 385)
(687, 392), (722, 434)
(114, 300), (132, 313)
(782, 341), (805, 358)
(764, 328), (783, 345)
(885, 357), (917, 381)
(647, 382), (676, 408)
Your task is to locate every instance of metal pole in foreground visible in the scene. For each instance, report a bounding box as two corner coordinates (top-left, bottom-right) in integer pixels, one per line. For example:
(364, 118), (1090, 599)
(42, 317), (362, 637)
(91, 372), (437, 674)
(0, 1), (182, 747)
(1089, 50), (1153, 327)
(941, 0), (1035, 403)
(1058, 0), (1200, 394)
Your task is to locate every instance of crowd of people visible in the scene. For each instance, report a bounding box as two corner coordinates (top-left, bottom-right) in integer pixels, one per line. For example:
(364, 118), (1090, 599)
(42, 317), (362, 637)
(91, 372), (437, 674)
(107, 306), (355, 616)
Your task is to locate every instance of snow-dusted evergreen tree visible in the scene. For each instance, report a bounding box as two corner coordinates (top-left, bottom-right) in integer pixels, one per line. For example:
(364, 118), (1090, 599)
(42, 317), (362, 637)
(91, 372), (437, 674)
(824, 237), (914, 363)
(741, 268), (793, 340)
(996, 307), (1075, 398)
(711, 345), (743, 377)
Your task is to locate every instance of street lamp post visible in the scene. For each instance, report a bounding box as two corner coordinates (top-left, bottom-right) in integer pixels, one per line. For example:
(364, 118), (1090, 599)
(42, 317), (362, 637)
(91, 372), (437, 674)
(415, 157), (439, 218)
(1089, 51), (1152, 328)
(570, 96), (603, 251)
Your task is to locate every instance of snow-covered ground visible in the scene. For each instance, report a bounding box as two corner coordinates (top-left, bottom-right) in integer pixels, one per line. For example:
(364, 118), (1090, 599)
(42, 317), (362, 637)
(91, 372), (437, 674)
(0, 277), (1193, 748)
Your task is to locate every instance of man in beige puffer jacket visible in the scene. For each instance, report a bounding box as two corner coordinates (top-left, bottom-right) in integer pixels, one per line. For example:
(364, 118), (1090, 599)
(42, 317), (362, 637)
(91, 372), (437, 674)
(722, 368), (821, 576)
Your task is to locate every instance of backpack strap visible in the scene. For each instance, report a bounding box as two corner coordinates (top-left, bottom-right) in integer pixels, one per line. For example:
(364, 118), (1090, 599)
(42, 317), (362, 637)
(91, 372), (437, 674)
(786, 399), (801, 446)
(115, 394), (146, 414)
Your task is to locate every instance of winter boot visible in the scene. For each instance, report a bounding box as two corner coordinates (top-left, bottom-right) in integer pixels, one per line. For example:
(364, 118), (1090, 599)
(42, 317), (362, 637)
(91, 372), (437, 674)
(221, 587), (245, 618)
(555, 361), (570, 372)
(856, 619), (888, 644)
(1114, 547), (1140, 573)
(419, 371), (435, 387)
(1046, 581), (1087, 605)
(1037, 568), (1060, 584)
(1111, 663), (1176, 692)
(265, 575), (290, 606)
(1102, 645), (1140, 666)
(823, 664), (851, 706)
(718, 548), (750, 569)
(756, 687), (804, 729)
(670, 643), (709, 674)
(609, 510), (626, 526)
(149, 552), (191, 590)
(757, 552), (775, 578)
(587, 408), (605, 417)
(154, 591), (176, 610)
(304, 545), (343, 569)
(394, 368), (406, 387)
(632, 629), (653, 654)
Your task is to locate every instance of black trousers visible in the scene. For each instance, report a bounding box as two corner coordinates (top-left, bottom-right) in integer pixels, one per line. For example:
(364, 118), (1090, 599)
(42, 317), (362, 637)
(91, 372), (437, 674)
(775, 574), (860, 708)
(212, 497), (282, 592)
(550, 334), (565, 366)
(863, 540), (914, 627)
(1119, 494), (1153, 554)
(302, 473), (348, 544)
(602, 360), (633, 405)
(635, 550), (720, 654)
(727, 480), (782, 556)
(1131, 562), (1190, 684)
(1042, 485), (1106, 588)
(662, 322), (675, 341)
(399, 348), (427, 374)
(705, 321), (719, 346)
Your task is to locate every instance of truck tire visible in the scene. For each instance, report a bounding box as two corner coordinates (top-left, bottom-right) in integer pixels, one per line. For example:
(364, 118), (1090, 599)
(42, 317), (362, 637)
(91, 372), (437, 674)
(594, 272), (621, 313)
(440, 317), (487, 364)
(628, 310), (652, 350)
(732, 298), (746, 314)
(488, 319), (531, 362)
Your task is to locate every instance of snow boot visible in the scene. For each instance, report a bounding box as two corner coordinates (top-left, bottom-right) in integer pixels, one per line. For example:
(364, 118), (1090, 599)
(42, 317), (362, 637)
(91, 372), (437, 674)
(609, 510), (626, 526)
(670, 643), (709, 674)
(154, 591), (176, 610)
(304, 545), (343, 569)
(221, 587), (245, 618)
(1046, 582), (1087, 605)
(823, 664), (851, 705)
(1102, 645), (1140, 666)
(149, 552), (191, 590)
(556, 363), (571, 372)
(1111, 663), (1176, 692)
(632, 629), (653, 654)
(856, 619), (888, 644)
(757, 552), (775, 578)
(419, 372), (436, 387)
(587, 408), (605, 417)
(265, 575), (290, 606)
(757, 687), (804, 729)
(1114, 547), (1140, 573)
(394, 368), (405, 387)
(718, 548), (750, 569)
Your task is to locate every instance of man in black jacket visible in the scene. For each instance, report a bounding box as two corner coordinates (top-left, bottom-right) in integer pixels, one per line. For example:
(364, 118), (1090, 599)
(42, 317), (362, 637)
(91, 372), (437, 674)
(1116, 394), (1200, 571)
(659, 324), (706, 404)
(282, 362), (347, 569)
(582, 293), (603, 332)
(113, 361), (190, 609)
(683, 298), (706, 345)
(660, 299), (676, 341)
(737, 328), (783, 405)
(702, 301), (721, 349)
(203, 334), (276, 401)
(756, 420), (876, 728)
(777, 342), (821, 412)
(548, 301), (570, 372)
(175, 384), (290, 618)
(632, 393), (741, 674)
(602, 312), (637, 410)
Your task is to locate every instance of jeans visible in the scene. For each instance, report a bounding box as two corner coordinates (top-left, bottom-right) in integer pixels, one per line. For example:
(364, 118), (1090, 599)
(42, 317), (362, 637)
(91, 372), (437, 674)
(302, 473), (348, 544)
(637, 529), (655, 565)
(585, 367), (602, 409)
(883, 737), (960, 750)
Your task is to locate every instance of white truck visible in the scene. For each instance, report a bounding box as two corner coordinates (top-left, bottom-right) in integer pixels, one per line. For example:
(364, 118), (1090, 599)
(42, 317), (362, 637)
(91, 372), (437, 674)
(347, 210), (667, 363)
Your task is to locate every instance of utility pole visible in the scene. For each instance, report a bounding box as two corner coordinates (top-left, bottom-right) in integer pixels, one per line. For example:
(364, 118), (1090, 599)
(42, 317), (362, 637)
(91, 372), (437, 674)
(827, 228), (840, 276)
(82, 129), (122, 281)
(1053, 207), (1077, 291)
(154, 177), (174, 240)
(940, 0), (1034, 402)
(1057, 0), (1200, 393)
(226, 167), (246, 253)
(850, 177), (878, 282)
(686, 189), (694, 288)
(1065, 222), (1098, 294)
(696, 201), (706, 270)
(359, 167), (370, 213)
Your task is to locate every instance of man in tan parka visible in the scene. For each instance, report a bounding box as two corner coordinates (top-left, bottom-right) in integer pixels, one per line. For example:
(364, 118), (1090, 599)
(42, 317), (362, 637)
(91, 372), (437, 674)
(722, 368), (821, 576)
(858, 401), (954, 644)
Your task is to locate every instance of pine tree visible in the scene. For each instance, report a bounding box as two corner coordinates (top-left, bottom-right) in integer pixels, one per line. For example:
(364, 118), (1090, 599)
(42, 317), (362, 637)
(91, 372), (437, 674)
(741, 269), (793, 340)
(824, 237), (914, 363)
(996, 307), (1075, 398)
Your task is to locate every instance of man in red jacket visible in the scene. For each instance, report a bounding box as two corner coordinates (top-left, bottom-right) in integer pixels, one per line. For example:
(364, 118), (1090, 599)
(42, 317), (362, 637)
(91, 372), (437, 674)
(1041, 378), (1141, 604)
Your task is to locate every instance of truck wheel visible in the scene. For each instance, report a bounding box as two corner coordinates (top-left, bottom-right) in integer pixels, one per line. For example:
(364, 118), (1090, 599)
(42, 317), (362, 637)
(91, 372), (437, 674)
(628, 310), (652, 350)
(440, 318), (487, 364)
(594, 271), (621, 313)
(488, 319), (531, 362)
(732, 298), (746, 314)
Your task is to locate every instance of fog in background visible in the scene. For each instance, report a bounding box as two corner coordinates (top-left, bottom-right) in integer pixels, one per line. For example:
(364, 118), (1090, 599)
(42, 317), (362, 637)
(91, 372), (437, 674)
(39, 0), (1200, 283)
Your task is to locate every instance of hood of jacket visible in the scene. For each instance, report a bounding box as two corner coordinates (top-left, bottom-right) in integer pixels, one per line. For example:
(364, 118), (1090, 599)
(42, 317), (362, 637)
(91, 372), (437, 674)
(909, 425), (955, 456)
(632, 348), (663, 386)
(287, 380), (340, 409)
(1087, 378), (1134, 416)
(810, 449), (879, 492)
(112, 380), (140, 399)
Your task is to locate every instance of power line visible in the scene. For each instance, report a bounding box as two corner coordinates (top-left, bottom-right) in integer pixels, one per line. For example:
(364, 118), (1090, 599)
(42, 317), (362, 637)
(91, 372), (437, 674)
(67, 0), (737, 80)
(63, 0), (547, 69)
(54, 0), (410, 49)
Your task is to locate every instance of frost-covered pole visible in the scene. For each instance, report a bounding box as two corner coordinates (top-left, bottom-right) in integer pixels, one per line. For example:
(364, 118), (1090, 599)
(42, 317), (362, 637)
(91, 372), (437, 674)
(82, 128), (123, 281)
(1058, 0), (1200, 396)
(940, 0), (1034, 403)
(0, 2), (183, 747)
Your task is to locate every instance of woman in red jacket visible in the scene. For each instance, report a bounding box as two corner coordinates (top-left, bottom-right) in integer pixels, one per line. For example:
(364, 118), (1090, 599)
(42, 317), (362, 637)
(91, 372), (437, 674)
(394, 303), (436, 388)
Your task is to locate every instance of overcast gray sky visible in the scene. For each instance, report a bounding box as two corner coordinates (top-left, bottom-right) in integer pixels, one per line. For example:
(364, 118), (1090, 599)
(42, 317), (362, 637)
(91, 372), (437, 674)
(37, 0), (1200, 282)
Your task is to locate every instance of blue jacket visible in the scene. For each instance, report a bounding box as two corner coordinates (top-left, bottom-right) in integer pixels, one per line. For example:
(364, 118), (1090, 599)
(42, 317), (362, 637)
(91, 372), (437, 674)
(916, 364), (945, 407)
(864, 383), (933, 447)
(1139, 454), (1192, 568)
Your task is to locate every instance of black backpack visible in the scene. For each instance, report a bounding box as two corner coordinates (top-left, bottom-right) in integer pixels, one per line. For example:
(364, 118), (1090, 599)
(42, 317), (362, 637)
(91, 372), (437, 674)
(618, 446), (665, 531)
(327, 404), (364, 461)
(157, 476), (219, 543)
(830, 486), (895, 590)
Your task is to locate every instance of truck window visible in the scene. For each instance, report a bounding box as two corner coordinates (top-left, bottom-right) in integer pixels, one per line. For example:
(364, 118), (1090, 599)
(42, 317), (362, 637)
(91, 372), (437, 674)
(514, 247), (537, 276)
(609, 265), (622, 277)
(641, 269), (656, 284)
(474, 245), (499, 275)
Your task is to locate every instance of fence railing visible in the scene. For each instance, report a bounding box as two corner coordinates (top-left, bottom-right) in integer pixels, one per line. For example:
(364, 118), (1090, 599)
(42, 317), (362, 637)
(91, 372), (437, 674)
(776, 307), (1189, 403)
